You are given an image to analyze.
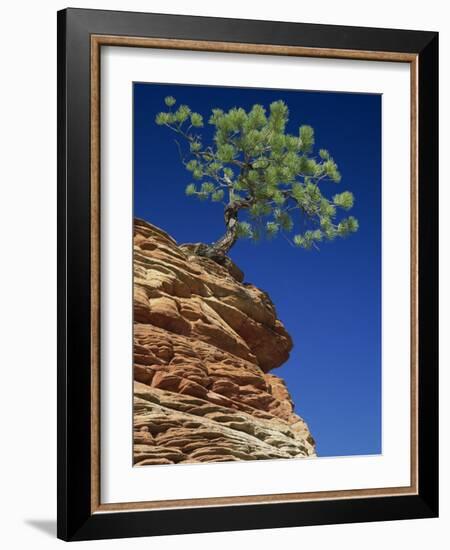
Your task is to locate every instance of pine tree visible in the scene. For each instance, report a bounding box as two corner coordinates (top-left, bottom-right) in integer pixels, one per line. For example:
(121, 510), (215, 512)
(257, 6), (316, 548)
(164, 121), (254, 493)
(155, 96), (358, 262)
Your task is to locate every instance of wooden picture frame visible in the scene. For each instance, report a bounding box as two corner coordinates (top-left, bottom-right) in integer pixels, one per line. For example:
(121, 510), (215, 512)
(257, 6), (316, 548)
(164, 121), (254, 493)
(57, 8), (438, 541)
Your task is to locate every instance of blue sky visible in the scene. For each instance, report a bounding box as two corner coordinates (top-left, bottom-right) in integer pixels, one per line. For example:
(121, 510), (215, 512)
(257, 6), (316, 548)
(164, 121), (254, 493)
(133, 82), (382, 457)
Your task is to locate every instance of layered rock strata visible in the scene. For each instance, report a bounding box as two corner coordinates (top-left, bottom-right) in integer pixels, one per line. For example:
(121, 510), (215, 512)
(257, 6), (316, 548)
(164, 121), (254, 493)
(133, 218), (316, 466)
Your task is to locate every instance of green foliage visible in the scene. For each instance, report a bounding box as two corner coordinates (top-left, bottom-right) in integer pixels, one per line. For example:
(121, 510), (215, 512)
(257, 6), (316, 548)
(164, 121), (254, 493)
(201, 182), (215, 194)
(299, 125), (315, 153)
(266, 221), (280, 238)
(211, 189), (224, 202)
(190, 113), (204, 127)
(155, 96), (358, 252)
(333, 191), (354, 210)
(217, 144), (235, 162)
(185, 183), (196, 196)
(319, 149), (330, 160)
(164, 96), (176, 107)
(235, 221), (253, 239)
(190, 140), (202, 153)
(338, 216), (359, 236)
(155, 112), (171, 125)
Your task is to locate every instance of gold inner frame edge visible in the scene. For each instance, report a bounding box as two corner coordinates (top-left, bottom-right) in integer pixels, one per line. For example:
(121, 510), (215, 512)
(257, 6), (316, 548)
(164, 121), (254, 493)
(90, 35), (419, 514)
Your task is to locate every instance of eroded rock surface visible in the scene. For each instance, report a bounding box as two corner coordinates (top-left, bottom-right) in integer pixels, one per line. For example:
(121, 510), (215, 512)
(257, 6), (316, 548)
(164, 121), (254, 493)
(133, 218), (316, 465)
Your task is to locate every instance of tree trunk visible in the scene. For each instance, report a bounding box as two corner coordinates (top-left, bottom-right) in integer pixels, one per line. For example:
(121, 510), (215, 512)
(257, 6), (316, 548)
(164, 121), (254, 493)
(198, 204), (238, 263)
(212, 216), (238, 253)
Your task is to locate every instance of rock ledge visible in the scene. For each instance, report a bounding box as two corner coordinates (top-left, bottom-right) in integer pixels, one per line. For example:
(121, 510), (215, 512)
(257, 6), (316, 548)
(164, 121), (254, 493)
(133, 218), (316, 465)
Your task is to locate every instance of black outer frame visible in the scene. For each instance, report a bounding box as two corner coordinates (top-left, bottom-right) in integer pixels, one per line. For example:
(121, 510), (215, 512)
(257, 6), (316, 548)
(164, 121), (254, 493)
(57, 8), (438, 541)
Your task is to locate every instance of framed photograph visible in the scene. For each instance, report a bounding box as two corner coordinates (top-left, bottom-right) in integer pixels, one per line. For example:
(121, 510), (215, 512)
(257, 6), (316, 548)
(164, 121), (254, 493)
(57, 8), (438, 541)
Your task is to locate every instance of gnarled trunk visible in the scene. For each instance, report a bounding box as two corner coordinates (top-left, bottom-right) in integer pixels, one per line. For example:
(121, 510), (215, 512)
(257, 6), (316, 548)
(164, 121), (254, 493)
(209, 205), (239, 257)
(211, 219), (237, 253)
(196, 204), (239, 263)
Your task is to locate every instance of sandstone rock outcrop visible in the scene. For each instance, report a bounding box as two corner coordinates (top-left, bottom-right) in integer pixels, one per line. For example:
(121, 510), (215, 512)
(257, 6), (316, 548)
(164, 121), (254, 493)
(133, 218), (316, 465)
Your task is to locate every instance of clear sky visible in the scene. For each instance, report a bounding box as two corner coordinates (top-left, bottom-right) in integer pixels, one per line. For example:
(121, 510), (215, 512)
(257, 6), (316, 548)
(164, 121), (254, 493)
(133, 82), (381, 457)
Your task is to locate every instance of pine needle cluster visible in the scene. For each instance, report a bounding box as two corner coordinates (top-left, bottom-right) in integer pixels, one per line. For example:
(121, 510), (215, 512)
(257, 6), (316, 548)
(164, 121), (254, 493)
(156, 96), (358, 252)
